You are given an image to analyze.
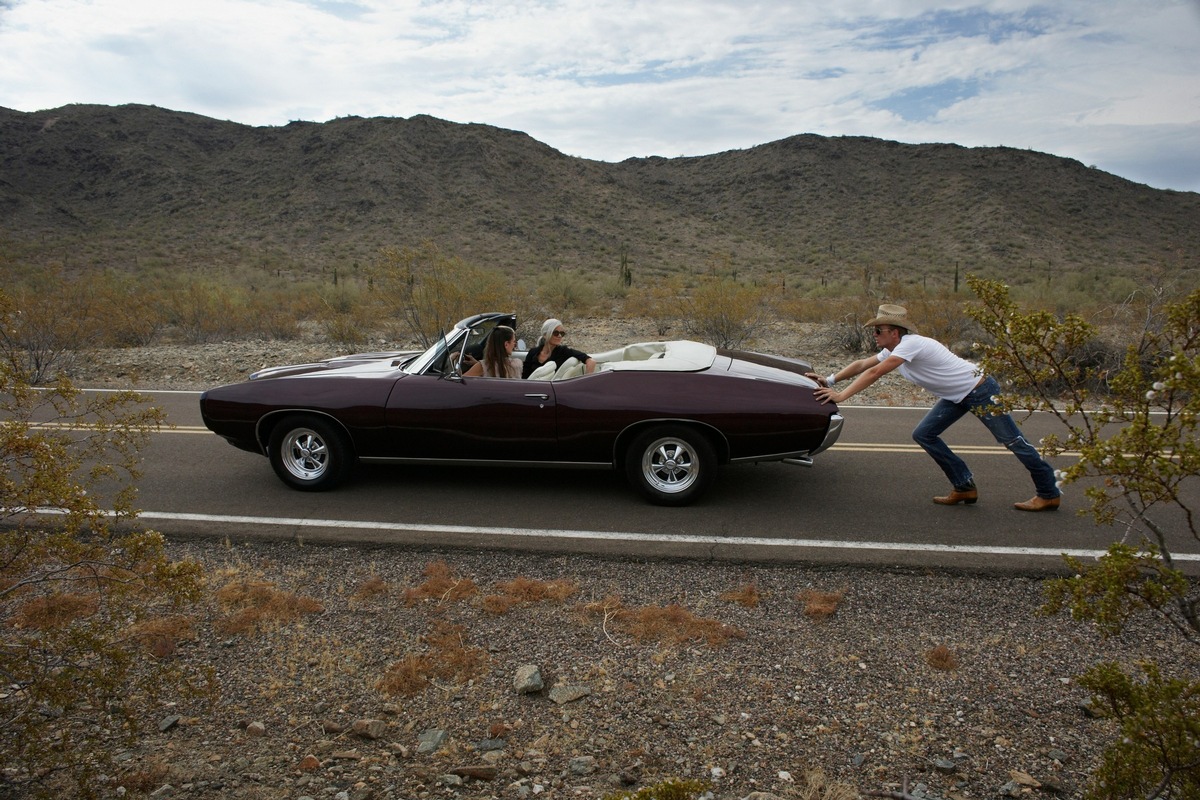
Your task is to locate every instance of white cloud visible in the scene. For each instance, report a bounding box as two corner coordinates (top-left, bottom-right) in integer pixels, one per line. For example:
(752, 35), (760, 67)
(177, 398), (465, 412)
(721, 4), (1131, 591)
(1, 0), (1197, 190)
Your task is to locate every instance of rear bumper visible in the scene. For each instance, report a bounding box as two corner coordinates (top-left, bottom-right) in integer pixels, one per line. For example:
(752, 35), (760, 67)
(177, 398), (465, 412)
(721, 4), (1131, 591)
(808, 413), (843, 457)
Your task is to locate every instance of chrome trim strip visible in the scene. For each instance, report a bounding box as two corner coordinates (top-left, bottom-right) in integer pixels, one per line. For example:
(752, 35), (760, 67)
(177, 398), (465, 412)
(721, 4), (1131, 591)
(727, 451), (811, 465)
(359, 456), (611, 469)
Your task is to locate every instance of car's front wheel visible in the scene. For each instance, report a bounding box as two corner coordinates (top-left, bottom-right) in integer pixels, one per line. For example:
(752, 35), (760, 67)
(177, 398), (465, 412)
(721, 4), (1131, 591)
(268, 415), (354, 491)
(625, 425), (716, 506)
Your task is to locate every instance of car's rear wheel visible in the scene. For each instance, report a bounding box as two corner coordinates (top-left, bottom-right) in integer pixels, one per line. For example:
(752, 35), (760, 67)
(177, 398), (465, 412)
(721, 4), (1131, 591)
(625, 425), (716, 506)
(268, 415), (354, 491)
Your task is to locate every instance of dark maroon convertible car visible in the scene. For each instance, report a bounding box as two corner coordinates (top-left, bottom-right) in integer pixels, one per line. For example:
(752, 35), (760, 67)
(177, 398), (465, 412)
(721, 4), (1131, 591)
(199, 313), (843, 505)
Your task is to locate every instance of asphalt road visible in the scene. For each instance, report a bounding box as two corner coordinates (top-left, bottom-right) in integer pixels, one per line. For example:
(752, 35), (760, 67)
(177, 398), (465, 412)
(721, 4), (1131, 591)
(74, 390), (1200, 574)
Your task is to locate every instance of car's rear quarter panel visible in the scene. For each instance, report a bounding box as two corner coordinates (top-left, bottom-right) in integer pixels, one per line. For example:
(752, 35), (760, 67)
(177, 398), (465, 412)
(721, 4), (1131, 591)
(552, 367), (831, 463)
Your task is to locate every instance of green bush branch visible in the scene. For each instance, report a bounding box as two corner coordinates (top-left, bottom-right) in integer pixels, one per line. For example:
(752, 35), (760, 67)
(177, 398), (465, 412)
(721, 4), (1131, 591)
(966, 276), (1199, 799)
(1, 289), (209, 798)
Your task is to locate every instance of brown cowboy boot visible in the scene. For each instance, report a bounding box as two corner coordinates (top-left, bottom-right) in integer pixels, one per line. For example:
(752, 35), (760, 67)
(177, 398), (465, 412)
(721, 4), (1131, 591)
(1013, 495), (1060, 512)
(933, 482), (978, 505)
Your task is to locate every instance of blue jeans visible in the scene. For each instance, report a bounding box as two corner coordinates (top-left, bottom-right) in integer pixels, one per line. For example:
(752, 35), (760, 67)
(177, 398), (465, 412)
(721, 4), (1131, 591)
(911, 376), (1060, 499)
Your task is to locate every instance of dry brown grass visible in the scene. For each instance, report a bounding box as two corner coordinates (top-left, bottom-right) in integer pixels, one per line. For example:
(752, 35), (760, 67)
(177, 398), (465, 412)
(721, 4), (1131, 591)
(402, 560), (478, 607)
(127, 614), (197, 658)
(582, 596), (745, 647)
(925, 643), (959, 671)
(375, 652), (430, 697)
(797, 588), (845, 620)
(10, 592), (99, 630)
(214, 579), (323, 635)
(351, 574), (389, 603)
(376, 620), (489, 697)
(794, 768), (860, 800)
(482, 575), (579, 614)
(720, 582), (763, 608)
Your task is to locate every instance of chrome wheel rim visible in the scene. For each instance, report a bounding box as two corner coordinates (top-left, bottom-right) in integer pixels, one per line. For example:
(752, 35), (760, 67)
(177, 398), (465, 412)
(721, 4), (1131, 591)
(280, 427), (329, 481)
(641, 437), (698, 495)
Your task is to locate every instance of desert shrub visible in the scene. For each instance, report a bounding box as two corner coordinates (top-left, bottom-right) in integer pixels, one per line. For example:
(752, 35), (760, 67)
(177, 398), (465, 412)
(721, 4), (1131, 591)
(623, 276), (687, 336)
(321, 309), (371, 347)
(243, 286), (311, 340)
(604, 778), (709, 800)
(774, 284), (854, 322)
(0, 315), (208, 798)
(315, 283), (375, 347)
(1076, 661), (1200, 798)
(368, 241), (510, 347)
(535, 267), (598, 312)
(824, 312), (876, 354)
(0, 270), (107, 382)
(89, 272), (172, 347)
(903, 293), (983, 348)
(165, 280), (254, 343)
(969, 277), (1200, 799)
(678, 275), (771, 348)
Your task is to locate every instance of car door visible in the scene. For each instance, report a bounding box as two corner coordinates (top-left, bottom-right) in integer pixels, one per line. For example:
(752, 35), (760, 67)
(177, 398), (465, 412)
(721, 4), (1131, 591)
(383, 373), (559, 462)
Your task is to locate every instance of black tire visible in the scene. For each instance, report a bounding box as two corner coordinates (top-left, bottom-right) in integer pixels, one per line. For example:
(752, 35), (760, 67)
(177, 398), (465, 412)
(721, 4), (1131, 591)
(268, 415), (355, 491)
(624, 425), (717, 506)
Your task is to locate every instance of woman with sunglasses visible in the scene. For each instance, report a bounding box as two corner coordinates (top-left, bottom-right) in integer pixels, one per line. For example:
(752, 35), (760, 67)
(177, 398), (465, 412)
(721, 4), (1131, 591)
(522, 318), (597, 379)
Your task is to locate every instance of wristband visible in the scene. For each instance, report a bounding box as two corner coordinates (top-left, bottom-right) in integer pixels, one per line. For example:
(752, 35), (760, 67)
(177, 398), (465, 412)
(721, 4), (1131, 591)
(825, 373), (837, 387)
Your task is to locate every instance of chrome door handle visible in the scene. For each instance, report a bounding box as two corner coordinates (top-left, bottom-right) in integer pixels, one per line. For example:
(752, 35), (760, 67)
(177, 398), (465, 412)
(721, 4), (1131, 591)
(524, 393), (549, 400)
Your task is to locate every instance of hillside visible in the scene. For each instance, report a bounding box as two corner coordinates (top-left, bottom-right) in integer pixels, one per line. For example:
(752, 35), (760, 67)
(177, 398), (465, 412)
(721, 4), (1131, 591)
(2, 103), (1198, 292)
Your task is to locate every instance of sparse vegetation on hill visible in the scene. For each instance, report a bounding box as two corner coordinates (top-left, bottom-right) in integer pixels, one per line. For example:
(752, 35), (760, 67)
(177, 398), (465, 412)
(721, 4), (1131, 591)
(2, 103), (1197, 302)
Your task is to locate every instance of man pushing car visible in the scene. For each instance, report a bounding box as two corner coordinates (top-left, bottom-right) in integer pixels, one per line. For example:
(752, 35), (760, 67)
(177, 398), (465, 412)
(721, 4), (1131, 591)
(810, 304), (1062, 511)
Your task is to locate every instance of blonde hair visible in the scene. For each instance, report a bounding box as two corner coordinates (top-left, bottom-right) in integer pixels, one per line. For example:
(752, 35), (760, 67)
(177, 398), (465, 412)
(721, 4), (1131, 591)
(538, 318), (563, 347)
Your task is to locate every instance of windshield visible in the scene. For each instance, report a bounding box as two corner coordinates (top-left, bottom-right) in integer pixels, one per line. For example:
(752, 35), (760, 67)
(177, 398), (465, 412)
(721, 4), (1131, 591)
(401, 315), (514, 376)
(403, 328), (466, 375)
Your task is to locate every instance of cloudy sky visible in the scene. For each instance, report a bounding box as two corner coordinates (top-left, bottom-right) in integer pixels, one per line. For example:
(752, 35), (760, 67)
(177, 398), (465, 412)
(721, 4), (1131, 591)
(2, 0), (1198, 192)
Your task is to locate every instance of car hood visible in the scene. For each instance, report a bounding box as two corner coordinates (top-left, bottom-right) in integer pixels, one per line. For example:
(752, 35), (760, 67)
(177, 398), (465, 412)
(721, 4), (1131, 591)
(249, 350), (421, 380)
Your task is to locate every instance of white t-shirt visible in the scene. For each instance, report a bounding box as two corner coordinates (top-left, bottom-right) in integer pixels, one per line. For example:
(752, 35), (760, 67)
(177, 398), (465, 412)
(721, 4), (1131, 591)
(879, 334), (982, 402)
(483, 356), (523, 379)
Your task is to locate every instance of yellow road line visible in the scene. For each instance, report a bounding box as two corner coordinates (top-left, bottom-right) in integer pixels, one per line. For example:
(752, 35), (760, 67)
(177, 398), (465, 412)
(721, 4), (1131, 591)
(29, 422), (212, 434)
(25, 424), (1083, 453)
(834, 443), (1083, 457)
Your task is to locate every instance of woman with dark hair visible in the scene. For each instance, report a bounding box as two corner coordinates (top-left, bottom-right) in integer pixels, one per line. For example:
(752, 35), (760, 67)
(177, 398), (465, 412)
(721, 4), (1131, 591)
(464, 325), (521, 378)
(521, 318), (596, 378)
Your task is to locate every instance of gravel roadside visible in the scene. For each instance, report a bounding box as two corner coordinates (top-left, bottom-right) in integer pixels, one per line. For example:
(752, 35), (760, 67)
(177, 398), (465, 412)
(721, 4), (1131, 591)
(40, 319), (1181, 800)
(113, 538), (1178, 800)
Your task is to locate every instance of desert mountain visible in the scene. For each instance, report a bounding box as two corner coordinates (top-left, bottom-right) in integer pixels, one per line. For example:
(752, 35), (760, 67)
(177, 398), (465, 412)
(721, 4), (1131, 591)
(2, 103), (1197, 290)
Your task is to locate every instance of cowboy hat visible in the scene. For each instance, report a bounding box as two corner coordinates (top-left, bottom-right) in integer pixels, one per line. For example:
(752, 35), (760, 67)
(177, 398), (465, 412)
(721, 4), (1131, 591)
(864, 303), (918, 334)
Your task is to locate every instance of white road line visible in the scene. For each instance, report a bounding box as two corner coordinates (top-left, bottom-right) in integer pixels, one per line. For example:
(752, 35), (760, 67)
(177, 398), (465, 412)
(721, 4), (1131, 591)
(133, 510), (1200, 562)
